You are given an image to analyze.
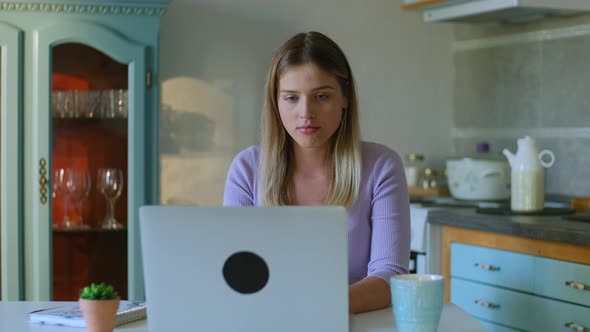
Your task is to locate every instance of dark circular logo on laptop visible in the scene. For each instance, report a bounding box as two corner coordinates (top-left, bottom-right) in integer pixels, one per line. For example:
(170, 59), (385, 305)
(223, 251), (269, 294)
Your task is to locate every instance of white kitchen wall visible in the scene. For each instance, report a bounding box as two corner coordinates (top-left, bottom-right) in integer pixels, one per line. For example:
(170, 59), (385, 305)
(159, 0), (454, 205)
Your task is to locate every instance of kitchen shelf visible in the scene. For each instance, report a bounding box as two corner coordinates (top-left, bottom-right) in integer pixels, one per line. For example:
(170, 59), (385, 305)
(401, 0), (590, 24)
(408, 186), (451, 198)
(401, 0), (456, 11)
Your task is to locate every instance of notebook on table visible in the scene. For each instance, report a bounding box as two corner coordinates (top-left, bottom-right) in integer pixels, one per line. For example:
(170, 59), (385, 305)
(139, 206), (349, 332)
(28, 300), (146, 327)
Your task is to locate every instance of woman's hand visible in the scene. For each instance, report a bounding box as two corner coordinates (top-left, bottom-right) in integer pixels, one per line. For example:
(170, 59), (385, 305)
(349, 276), (391, 314)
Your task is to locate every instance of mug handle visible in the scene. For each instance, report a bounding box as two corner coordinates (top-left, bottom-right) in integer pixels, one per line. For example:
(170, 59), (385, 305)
(539, 150), (555, 168)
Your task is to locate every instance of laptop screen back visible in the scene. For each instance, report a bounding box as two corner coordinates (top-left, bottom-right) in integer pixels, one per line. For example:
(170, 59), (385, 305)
(139, 206), (349, 332)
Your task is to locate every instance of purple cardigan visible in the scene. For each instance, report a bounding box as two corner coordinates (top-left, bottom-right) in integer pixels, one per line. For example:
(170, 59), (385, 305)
(223, 141), (410, 285)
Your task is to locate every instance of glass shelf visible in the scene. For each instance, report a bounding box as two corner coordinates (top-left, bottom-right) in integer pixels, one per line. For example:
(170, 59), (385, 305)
(52, 228), (127, 234)
(52, 115), (128, 120)
(51, 116), (127, 123)
(52, 88), (128, 119)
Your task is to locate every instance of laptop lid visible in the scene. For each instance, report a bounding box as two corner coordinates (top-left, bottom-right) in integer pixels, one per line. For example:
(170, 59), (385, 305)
(139, 206), (349, 332)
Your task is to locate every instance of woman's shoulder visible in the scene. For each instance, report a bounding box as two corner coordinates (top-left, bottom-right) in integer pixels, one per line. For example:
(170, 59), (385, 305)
(361, 141), (402, 164)
(360, 142), (405, 188)
(234, 145), (261, 161)
(229, 145), (261, 171)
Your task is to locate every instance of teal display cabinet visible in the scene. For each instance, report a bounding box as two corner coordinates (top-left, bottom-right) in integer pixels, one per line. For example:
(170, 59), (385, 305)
(0, 0), (169, 301)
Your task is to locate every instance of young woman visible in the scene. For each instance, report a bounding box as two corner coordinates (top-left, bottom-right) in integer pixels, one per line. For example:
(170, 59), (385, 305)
(223, 31), (410, 314)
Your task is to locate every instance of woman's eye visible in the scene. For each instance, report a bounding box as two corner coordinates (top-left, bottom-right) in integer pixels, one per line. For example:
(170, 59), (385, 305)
(317, 94), (329, 101)
(284, 95), (298, 103)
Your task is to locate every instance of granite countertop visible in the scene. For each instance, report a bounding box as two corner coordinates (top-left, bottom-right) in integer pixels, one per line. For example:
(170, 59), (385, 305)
(427, 208), (590, 247)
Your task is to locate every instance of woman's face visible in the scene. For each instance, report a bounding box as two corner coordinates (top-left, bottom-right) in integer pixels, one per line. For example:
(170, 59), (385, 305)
(277, 63), (348, 151)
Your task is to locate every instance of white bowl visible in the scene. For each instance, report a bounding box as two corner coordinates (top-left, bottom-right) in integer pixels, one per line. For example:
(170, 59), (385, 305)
(446, 158), (510, 200)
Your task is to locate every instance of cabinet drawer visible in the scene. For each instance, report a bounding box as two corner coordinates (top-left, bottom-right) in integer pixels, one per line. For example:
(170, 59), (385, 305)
(451, 278), (533, 331)
(452, 278), (590, 332)
(535, 296), (590, 332)
(451, 243), (535, 292)
(535, 256), (590, 307)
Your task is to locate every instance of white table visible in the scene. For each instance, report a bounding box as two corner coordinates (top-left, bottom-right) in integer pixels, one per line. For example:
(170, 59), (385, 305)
(1, 301), (487, 331)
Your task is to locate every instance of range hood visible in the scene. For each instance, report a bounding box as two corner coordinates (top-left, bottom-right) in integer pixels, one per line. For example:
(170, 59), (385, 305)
(410, 0), (590, 24)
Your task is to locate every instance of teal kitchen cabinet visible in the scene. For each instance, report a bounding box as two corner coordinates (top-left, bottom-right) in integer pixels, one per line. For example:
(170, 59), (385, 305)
(0, 17), (24, 303)
(0, 0), (169, 301)
(451, 243), (590, 332)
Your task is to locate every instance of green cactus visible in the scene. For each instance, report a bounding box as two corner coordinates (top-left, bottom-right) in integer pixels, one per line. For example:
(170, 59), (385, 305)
(79, 282), (119, 300)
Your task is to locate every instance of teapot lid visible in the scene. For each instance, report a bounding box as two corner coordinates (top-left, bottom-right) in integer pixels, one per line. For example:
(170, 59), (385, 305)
(518, 136), (536, 146)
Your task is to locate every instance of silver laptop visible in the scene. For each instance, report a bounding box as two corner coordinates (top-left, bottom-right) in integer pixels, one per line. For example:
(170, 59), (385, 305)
(139, 206), (349, 332)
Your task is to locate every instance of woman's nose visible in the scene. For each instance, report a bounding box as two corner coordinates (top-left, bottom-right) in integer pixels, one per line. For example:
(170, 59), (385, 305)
(298, 98), (315, 119)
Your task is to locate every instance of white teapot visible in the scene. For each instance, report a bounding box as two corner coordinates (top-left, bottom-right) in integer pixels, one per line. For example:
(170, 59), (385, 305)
(502, 136), (555, 212)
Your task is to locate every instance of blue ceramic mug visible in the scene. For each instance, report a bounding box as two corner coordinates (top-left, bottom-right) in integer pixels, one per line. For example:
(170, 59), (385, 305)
(390, 274), (444, 332)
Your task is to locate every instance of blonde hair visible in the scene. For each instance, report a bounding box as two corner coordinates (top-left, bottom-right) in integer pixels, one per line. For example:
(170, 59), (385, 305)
(259, 31), (361, 207)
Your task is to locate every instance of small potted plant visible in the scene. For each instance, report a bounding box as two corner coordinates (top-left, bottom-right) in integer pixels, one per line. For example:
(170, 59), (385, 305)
(79, 282), (120, 332)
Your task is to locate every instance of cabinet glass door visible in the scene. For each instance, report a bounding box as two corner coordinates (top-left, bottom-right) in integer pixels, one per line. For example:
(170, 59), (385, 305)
(50, 43), (129, 300)
(28, 22), (147, 301)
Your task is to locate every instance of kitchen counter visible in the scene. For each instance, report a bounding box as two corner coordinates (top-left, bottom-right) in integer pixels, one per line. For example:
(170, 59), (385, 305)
(427, 208), (590, 246)
(431, 208), (590, 303)
(432, 207), (590, 330)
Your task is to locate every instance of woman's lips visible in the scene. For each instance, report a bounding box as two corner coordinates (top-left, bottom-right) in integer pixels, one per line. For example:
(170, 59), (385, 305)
(297, 126), (320, 135)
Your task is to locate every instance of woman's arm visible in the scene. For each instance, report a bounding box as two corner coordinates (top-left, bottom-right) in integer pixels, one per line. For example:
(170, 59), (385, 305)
(349, 276), (391, 314)
(354, 145), (411, 313)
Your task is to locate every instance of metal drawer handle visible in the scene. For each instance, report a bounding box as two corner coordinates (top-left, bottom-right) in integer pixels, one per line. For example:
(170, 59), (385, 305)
(565, 322), (590, 332)
(474, 299), (500, 309)
(474, 263), (500, 271)
(565, 281), (590, 291)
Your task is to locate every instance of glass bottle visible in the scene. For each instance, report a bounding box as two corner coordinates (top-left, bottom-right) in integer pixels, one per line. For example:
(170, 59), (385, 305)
(405, 153), (425, 187)
(420, 168), (439, 189)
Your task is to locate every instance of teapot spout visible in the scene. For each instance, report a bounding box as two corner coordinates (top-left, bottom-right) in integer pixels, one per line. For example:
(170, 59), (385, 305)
(503, 148), (515, 167)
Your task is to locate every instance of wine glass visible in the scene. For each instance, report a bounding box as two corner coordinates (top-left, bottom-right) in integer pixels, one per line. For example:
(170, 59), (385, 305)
(97, 168), (124, 229)
(53, 168), (73, 229)
(66, 169), (91, 229)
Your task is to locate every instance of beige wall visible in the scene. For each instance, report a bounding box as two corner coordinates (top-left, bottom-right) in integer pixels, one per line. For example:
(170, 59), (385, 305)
(159, 0), (454, 205)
